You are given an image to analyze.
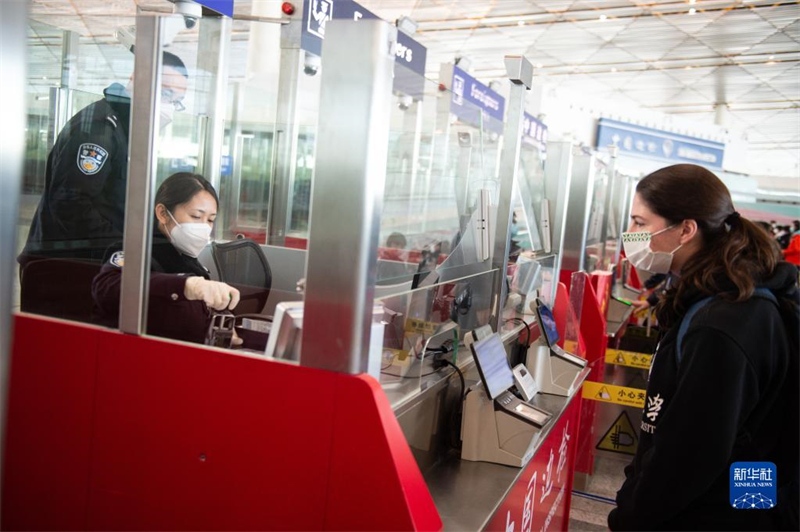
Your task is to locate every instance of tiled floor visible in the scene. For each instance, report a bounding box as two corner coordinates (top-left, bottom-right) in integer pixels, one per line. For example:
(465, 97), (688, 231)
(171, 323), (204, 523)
(568, 454), (629, 530)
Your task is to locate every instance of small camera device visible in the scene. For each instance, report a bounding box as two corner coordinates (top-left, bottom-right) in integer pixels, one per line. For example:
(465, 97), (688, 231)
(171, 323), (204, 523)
(169, 0), (202, 29)
(304, 52), (321, 76)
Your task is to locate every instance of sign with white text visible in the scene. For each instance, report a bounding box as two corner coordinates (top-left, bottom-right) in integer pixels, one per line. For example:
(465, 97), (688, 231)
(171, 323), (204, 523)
(301, 0), (427, 98)
(596, 118), (725, 170)
(450, 64), (506, 135)
(523, 112), (548, 152)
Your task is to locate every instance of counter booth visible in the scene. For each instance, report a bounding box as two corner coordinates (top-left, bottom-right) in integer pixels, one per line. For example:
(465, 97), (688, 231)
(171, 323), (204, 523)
(4, 6), (600, 531)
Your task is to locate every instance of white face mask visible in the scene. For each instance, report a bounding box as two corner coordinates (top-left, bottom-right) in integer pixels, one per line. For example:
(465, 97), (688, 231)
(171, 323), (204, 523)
(167, 210), (211, 258)
(622, 225), (682, 274)
(159, 105), (174, 130)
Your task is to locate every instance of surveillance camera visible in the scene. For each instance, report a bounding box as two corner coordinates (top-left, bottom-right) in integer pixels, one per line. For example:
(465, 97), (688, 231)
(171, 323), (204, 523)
(397, 94), (413, 111)
(170, 0), (202, 29)
(303, 52), (321, 76)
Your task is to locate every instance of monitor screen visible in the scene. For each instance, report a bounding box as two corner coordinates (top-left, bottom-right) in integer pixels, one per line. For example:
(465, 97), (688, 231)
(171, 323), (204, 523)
(534, 299), (560, 347)
(264, 301), (304, 361)
(470, 333), (515, 400)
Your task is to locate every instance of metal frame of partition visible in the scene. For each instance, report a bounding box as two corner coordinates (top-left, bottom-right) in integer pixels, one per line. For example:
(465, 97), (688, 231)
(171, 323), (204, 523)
(1, 0), (29, 506)
(118, 13), (163, 335)
(267, 16), (305, 245)
(300, 19), (396, 375)
(489, 56), (533, 331)
(196, 16), (232, 195)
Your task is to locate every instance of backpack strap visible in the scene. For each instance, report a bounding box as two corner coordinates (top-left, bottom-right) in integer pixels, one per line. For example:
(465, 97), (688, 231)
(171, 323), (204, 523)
(676, 288), (777, 366)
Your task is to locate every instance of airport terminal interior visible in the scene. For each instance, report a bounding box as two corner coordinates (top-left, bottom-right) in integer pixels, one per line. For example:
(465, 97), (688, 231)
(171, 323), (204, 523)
(1, 0), (798, 530)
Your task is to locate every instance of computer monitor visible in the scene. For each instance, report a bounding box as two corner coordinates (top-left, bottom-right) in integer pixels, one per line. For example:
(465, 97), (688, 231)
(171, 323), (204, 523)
(533, 298), (586, 368)
(264, 301), (305, 361)
(533, 298), (560, 347)
(470, 333), (515, 400)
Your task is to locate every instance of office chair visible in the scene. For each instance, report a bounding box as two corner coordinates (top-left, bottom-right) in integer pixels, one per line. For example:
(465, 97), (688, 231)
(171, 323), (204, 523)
(210, 238), (272, 316)
(209, 238), (274, 352)
(20, 258), (102, 324)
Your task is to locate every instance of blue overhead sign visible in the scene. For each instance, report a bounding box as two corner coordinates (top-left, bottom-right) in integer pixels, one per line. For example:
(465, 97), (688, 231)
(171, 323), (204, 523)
(450, 65), (505, 135)
(301, 0), (427, 97)
(523, 112), (548, 152)
(596, 118), (724, 170)
(195, 0), (234, 17)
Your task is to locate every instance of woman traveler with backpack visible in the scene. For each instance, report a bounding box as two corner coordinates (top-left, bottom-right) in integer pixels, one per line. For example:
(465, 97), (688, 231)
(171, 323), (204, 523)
(608, 164), (799, 531)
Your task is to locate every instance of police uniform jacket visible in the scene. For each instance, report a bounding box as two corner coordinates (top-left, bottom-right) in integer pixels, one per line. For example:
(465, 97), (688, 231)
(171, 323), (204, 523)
(92, 233), (212, 344)
(21, 83), (131, 265)
(608, 262), (799, 530)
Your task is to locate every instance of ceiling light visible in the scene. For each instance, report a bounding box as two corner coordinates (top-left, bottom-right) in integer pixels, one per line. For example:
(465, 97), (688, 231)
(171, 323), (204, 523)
(536, 63), (543, 69)
(688, 8), (696, 15)
(769, 55), (775, 60)
(685, 65), (693, 70)
(599, 14), (607, 21)
(611, 67), (617, 72)
(517, 20), (525, 26)
(689, 0), (696, 4)
(396, 16), (418, 35)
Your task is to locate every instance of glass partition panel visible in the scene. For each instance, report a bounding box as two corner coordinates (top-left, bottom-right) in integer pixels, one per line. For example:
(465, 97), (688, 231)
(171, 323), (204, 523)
(17, 16), (136, 323)
(376, 268), (497, 407)
(217, 20), (320, 246)
(378, 74), (502, 287)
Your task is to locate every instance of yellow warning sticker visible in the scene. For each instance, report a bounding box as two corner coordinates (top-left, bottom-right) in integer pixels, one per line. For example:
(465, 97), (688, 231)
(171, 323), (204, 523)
(605, 349), (653, 369)
(582, 381), (646, 408)
(596, 411), (638, 455)
(404, 318), (438, 335)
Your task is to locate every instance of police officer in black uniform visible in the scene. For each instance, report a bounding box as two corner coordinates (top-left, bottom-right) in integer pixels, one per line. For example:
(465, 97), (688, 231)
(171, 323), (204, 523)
(19, 51), (189, 268)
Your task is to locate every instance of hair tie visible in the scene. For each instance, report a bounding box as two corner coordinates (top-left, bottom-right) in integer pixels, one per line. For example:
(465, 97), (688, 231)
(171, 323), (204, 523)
(724, 211), (740, 232)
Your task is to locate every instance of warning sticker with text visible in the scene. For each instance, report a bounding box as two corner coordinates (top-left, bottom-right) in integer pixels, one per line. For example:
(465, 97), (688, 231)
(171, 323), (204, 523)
(582, 381), (646, 408)
(605, 349), (653, 369)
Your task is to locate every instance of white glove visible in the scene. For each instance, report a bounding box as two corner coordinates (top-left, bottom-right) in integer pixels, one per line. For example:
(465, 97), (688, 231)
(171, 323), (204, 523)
(184, 276), (240, 311)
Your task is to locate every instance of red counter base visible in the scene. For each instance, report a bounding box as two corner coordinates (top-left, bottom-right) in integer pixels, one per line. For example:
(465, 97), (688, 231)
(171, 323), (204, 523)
(484, 394), (583, 531)
(2, 314), (442, 531)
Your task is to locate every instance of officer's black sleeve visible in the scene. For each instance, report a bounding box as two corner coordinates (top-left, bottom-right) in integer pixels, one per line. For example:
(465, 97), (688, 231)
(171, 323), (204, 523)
(92, 258), (211, 344)
(47, 116), (122, 237)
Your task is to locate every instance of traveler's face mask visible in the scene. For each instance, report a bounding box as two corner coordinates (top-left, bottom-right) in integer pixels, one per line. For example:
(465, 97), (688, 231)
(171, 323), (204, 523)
(622, 225), (682, 274)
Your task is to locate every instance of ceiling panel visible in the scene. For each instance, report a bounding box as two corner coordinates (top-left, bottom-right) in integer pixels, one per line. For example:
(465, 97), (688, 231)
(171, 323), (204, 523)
(694, 9), (779, 55)
(24, 0), (800, 179)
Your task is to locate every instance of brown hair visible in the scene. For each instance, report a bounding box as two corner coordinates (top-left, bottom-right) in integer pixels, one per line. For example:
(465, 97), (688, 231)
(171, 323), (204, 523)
(635, 164), (781, 325)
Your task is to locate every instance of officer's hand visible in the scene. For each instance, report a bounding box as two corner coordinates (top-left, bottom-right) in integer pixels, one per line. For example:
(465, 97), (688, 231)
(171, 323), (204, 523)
(184, 277), (240, 311)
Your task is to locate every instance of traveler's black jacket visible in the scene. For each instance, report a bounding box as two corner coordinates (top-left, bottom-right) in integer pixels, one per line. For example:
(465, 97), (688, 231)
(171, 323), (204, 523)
(92, 234), (212, 345)
(609, 262), (799, 530)
(21, 83), (131, 265)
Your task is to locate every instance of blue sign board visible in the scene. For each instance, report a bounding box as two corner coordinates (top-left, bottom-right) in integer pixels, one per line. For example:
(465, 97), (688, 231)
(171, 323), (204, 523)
(301, 0), (427, 97)
(596, 118), (725, 170)
(195, 0), (234, 17)
(449, 65), (505, 135)
(522, 112), (548, 152)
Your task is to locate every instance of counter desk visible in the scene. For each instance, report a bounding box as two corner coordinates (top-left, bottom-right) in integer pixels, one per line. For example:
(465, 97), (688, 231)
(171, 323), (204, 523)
(382, 328), (590, 531)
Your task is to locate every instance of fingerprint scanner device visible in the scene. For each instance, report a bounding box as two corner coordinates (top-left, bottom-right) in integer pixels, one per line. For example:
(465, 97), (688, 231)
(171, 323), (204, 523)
(461, 332), (552, 467)
(528, 298), (587, 396)
(512, 364), (539, 401)
(265, 302), (385, 379)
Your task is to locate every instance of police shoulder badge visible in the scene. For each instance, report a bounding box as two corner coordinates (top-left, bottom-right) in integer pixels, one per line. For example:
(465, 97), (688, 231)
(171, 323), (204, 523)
(110, 251), (124, 268)
(77, 143), (109, 175)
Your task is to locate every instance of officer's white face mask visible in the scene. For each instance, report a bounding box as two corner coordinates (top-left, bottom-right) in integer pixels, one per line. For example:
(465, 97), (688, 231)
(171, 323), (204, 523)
(622, 225), (682, 274)
(159, 106), (174, 130)
(167, 210), (211, 258)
